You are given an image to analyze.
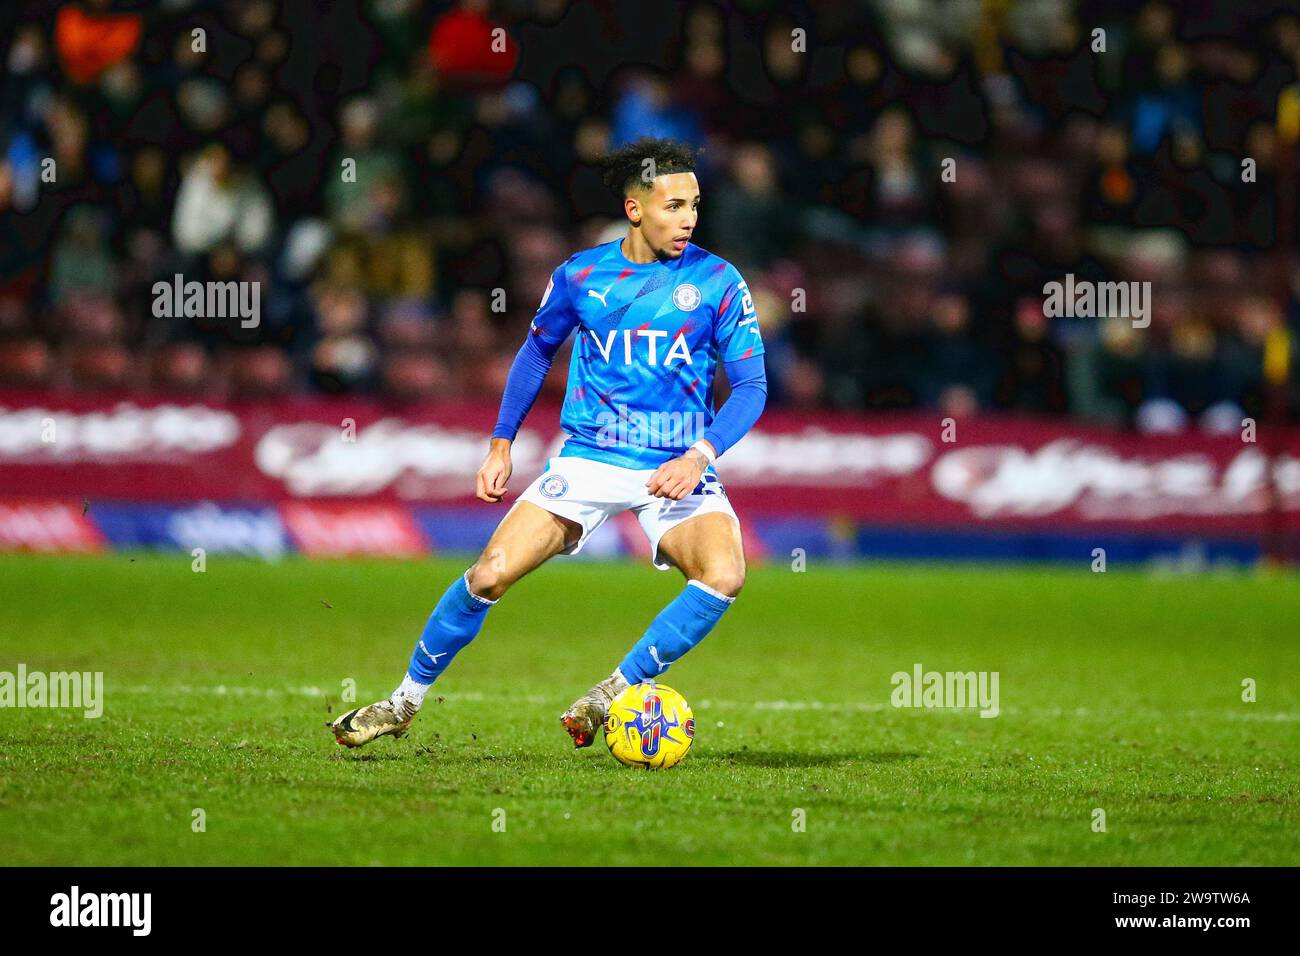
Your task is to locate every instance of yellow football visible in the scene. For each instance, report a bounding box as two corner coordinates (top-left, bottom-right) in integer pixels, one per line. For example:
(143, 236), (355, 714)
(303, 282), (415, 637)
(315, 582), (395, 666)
(603, 681), (694, 769)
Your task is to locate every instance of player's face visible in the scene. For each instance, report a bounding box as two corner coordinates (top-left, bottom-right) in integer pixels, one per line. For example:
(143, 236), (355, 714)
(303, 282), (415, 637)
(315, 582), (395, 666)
(629, 172), (699, 260)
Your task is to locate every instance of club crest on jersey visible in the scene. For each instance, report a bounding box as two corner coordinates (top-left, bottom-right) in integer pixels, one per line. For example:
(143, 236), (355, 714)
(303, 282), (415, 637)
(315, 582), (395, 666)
(539, 474), (568, 499)
(672, 283), (701, 312)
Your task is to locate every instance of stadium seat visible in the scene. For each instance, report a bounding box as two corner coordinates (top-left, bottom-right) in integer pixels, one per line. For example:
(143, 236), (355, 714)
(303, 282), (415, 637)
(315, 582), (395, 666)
(63, 342), (133, 391)
(382, 351), (451, 400)
(225, 346), (292, 397)
(0, 338), (53, 388)
(148, 342), (212, 396)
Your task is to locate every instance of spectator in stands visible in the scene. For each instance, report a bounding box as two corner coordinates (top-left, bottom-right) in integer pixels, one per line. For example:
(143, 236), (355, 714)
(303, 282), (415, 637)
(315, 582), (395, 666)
(172, 143), (273, 256)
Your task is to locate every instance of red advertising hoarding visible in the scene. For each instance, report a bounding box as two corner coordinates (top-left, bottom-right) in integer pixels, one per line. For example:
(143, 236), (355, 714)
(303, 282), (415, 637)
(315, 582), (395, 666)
(1, 390), (1297, 539)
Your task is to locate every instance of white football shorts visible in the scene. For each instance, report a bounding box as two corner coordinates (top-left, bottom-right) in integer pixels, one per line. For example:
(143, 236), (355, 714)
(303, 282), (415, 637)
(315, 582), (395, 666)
(514, 455), (739, 570)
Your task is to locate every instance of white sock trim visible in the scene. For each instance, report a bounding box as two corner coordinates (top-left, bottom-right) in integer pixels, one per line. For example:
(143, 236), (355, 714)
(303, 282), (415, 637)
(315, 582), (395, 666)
(687, 579), (736, 603)
(463, 570), (499, 606)
(391, 673), (432, 711)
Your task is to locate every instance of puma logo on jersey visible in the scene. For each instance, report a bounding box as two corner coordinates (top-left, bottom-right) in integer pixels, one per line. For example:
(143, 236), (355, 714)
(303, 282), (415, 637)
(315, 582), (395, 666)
(587, 285), (613, 307)
(587, 328), (693, 366)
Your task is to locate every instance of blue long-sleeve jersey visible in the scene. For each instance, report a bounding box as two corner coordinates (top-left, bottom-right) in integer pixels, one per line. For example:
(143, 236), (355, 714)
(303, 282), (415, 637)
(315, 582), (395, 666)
(494, 239), (766, 469)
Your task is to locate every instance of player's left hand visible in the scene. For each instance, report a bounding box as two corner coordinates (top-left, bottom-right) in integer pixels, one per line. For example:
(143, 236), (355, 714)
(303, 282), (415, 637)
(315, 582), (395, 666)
(647, 449), (709, 501)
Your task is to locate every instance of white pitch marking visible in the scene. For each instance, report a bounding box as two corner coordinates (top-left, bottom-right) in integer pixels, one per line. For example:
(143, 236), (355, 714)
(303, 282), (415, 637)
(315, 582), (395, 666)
(110, 685), (1300, 721)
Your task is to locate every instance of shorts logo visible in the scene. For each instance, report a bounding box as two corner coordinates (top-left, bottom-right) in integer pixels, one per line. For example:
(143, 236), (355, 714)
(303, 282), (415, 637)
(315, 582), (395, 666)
(690, 474), (725, 497)
(672, 283), (701, 312)
(539, 474), (569, 499)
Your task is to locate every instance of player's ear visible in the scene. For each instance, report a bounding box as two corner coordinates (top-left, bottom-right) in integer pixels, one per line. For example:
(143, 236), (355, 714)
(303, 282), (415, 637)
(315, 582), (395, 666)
(624, 195), (641, 225)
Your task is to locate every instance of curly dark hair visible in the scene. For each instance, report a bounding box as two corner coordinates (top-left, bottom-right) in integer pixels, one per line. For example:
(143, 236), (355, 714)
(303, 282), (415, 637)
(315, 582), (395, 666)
(600, 137), (698, 196)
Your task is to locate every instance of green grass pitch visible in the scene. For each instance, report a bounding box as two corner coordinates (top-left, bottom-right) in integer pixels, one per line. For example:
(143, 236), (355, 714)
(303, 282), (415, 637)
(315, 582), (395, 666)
(1, 552), (1297, 866)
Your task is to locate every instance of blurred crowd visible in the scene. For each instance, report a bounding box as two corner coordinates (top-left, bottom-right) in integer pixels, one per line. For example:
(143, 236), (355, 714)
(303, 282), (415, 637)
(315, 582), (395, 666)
(2, 0), (1300, 432)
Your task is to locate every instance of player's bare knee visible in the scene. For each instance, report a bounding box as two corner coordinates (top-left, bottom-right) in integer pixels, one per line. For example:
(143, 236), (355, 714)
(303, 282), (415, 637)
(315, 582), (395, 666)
(466, 559), (510, 601)
(698, 564), (745, 599)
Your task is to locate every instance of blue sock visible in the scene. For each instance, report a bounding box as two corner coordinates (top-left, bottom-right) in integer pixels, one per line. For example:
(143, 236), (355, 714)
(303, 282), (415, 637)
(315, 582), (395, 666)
(619, 580), (735, 683)
(407, 572), (497, 684)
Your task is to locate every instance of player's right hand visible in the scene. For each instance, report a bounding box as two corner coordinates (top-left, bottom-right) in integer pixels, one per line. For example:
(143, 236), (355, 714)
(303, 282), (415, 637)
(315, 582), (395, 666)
(476, 439), (513, 503)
